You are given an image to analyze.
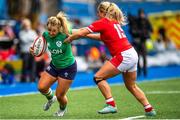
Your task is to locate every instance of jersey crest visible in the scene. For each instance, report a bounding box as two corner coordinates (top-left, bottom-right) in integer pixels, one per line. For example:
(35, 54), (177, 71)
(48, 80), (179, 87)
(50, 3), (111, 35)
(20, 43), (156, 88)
(56, 41), (62, 47)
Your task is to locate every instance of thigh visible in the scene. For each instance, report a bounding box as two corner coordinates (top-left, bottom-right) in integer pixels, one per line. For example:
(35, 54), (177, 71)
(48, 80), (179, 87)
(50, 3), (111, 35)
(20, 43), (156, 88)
(56, 77), (73, 96)
(38, 71), (57, 89)
(95, 61), (120, 79)
(123, 71), (137, 86)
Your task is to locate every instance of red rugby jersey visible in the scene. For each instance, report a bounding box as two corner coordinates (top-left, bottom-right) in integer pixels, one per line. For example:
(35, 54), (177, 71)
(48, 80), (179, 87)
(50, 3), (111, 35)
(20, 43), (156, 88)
(87, 18), (132, 56)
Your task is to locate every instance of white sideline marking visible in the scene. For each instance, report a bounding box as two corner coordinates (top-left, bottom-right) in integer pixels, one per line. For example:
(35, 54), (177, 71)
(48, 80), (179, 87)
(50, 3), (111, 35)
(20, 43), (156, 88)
(0, 86), (97, 97)
(146, 91), (180, 94)
(1, 89), (180, 98)
(121, 115), (145, 120)
(0, 92), (39, 97)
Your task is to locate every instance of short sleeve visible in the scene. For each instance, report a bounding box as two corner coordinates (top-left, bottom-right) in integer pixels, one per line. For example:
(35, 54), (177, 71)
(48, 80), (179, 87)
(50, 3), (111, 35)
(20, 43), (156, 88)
(87, 19), (105, 33)
(42, 31), (48, 42)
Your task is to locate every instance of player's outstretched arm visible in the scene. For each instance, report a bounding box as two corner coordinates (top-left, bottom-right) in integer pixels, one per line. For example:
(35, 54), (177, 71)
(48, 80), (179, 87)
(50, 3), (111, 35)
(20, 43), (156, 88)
(64, 28), (90, 43)
(72, 28), (101, 41)
(86, 33), (101, 41)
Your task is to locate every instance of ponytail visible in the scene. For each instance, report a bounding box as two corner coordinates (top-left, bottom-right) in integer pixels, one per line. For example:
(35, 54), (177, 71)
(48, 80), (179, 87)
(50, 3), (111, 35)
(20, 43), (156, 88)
(56, 12), (69, 36)
(105, 3), (127, 26)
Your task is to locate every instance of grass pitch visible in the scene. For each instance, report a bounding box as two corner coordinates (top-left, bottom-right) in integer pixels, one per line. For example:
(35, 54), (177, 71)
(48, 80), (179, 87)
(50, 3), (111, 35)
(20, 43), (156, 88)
(0, 78), (180, 119)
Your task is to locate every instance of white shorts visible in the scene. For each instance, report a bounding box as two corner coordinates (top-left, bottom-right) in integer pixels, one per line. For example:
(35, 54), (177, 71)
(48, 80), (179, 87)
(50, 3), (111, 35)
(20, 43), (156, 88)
(110, 47), (138, 72)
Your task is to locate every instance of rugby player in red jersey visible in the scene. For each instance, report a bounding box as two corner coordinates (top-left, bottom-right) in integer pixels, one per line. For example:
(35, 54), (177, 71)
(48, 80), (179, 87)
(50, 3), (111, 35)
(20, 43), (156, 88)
(64, 1), (156, 116)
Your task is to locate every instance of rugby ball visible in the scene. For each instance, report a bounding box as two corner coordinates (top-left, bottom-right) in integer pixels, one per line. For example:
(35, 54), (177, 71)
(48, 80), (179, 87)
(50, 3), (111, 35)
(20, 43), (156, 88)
(32, 36), (47, 57)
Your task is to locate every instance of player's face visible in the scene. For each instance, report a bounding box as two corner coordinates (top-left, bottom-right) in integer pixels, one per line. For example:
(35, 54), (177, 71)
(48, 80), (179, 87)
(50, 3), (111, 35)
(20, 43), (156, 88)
(47, 25), (59, 37)
(97, 10), (105, 19)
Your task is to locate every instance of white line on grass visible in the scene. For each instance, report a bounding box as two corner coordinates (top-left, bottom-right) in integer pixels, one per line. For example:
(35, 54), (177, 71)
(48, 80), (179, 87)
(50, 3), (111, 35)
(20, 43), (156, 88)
(146, 91), (180, 94)
(0, 86), (97, 97)
(0, 92), (39, 97)
(121, 115), (146, 120)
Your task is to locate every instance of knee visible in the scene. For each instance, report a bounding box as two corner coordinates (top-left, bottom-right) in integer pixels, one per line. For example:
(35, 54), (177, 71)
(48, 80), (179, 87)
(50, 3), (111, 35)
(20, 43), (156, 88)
(56, 92), (65, 100)
(93, 75), (105, 85)
(38, 83), (48, 93)
(125, 84), (137, 92)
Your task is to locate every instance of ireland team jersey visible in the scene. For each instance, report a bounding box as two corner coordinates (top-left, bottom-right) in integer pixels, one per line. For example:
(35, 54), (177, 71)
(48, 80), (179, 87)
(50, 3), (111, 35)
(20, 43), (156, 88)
(43, 31), (75, 69)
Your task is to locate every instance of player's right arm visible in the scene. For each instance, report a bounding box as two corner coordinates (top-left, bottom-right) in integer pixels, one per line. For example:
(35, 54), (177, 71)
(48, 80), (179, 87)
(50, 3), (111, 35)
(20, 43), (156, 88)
(86, 33), (101, 41)
(29, 47), (35, 56)
(72, 28), (101, 41)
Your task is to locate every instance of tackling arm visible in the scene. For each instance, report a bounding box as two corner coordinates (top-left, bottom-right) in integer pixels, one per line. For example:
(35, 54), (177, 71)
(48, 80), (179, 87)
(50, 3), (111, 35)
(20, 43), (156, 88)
(64, 28), (90, 43)
(86, 33), (101, 41)
(72, 28), (101, 41)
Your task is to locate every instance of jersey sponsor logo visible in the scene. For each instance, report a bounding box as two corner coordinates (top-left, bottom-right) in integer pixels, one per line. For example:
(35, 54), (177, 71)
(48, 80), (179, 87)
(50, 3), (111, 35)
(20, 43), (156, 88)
(49, 49), (63, 54)
(56, 41), (62, 47)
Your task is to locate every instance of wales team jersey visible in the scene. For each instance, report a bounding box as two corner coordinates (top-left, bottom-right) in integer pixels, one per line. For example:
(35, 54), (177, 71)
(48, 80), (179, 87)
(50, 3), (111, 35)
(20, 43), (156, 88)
(87, 18), (132, 56)
(43, 31), (75, 69)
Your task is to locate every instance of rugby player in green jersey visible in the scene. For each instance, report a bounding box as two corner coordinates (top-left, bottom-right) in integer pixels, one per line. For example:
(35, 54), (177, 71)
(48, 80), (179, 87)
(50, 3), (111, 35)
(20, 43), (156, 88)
(30, 12), (77, 117)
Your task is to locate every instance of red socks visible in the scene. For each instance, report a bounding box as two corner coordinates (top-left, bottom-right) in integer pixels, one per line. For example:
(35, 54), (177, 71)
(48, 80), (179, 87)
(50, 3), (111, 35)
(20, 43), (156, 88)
(144, 104), (153, 112)
(106, 97), (116, 107)
(106, 98), (153, 112)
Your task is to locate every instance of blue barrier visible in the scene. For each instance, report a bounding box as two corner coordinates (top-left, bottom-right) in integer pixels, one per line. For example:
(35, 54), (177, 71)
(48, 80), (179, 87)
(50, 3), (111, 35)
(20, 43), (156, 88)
(0, 65), (180, 96)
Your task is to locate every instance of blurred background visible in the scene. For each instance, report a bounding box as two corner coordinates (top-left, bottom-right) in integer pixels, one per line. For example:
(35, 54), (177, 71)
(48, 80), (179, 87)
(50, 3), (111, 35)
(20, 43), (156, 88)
(0, 0), (180, 96)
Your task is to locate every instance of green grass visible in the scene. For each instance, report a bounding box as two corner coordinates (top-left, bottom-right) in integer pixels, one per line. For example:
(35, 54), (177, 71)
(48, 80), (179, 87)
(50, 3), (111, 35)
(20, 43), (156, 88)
(0, 78), (180, 119)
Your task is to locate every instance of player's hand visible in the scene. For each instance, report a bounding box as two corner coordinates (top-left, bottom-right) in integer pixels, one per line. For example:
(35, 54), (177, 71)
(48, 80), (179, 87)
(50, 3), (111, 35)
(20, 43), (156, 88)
(29, 47), (35, 56)
(101, 54), (110, 61)
(64, 36), (73, 43)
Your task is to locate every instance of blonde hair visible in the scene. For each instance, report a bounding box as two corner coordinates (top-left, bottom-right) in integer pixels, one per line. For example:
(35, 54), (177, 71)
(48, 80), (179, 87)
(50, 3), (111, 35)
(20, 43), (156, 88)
(98, 1), (127, 26)
(47, 12), (69, 35)
(97, 1), (111, 15)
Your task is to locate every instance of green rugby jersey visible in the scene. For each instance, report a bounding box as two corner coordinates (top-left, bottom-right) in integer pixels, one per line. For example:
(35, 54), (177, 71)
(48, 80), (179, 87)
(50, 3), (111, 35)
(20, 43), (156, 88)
(43, 31), (75, 69)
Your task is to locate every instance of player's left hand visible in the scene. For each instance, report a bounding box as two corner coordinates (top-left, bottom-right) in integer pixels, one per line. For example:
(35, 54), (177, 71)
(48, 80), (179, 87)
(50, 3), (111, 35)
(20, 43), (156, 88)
(64, 37), (72, 43)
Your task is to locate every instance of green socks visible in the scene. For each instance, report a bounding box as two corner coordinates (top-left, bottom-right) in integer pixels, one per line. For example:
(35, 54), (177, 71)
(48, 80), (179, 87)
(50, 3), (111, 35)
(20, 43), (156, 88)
(60, 105), (66, 110)
(42, 88), (53, 100)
